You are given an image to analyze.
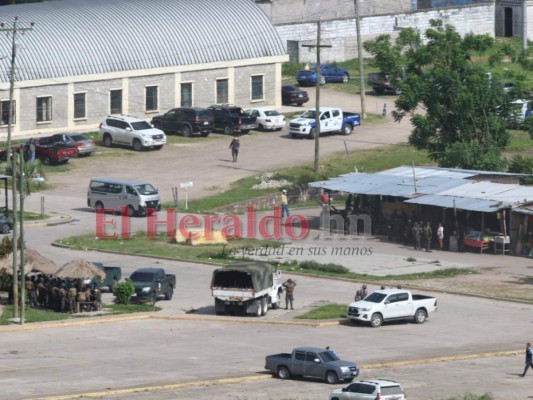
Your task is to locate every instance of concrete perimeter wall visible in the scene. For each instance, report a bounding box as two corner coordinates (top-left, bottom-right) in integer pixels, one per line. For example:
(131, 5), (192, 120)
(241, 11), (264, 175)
(276, 4), (495, 63)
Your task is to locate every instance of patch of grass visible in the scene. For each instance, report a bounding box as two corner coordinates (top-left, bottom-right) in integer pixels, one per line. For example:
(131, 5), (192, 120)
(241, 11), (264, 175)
(0, 303), (160, 325)
(506, 130), (533, 152)
(296, 303), (346, 320)
(55, 233), (284, 265)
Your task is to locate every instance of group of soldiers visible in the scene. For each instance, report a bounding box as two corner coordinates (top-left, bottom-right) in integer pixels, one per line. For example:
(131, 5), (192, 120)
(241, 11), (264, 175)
(411, 221), (433, 252)
(387, 210), (435, 251)
(8, 275), (101, 313)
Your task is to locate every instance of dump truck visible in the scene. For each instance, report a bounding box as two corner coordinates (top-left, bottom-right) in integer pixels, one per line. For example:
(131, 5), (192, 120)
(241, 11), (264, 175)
(211, 262), (283, 317)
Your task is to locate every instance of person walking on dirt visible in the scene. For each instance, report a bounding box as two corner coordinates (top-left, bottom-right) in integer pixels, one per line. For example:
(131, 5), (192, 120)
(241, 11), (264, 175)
(229, 137), (240, 162)
(522, 343), (533, 377)
(281, 189), (290, 219)
(282, 278), (296, 310)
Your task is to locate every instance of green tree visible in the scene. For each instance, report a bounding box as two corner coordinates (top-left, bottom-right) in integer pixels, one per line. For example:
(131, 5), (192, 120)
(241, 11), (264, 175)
(364, 20), (510, 170)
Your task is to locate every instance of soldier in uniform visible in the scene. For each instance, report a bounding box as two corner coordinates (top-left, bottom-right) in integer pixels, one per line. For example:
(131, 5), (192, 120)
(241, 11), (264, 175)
(58, 283), (67, 313)
(422, 221), (433, 252)
(355, 284), (368, 301)
(282, 279), (296, 310)
(68, 285), (77, 313)
(412, 222), (421, 250)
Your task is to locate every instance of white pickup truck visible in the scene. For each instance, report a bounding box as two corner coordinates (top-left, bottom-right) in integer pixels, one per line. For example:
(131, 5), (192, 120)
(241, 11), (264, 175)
(288, 107), (360, 139)
(347, 289), (437, 328)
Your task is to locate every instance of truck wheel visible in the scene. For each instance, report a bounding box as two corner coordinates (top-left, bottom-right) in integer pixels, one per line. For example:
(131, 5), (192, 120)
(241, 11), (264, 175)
(277, 366), (290, 380)
(261, 298), (268, 316)
(132, 139), (143, 151)
(165, 286), (173, 300)
(201, 131), (210, 137)
(224, 125), (234, 135)
(127, 205), (136, 217)
(326, 371), (338, 384)
(342, 124), (353, 135)
(308, 128), (316, 139)
(103, 134), (113, 147)
(342, 74), (349, 83)
(43, 156), (52, 165)
(182, 125), (192, 137)
(370, 313), (383, 328)
(254, 299), (262, 317)
(95, 202), (104, 213)
(150, 292), (157, 306)
(414, 308), (427, 324)
(240, 129), (250, 134)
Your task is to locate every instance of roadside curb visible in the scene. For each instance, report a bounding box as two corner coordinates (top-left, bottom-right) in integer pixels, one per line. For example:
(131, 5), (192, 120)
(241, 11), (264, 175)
(153, 314), (340, 327)
(32, 351), (521, 400)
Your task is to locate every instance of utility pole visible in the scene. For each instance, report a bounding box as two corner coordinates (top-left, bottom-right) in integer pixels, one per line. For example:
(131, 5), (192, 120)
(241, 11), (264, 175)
(302, 20), (331, 174)
(355, 0), (367, 119)
(523, 0), (528, 52)
(0, 17), (34, 322)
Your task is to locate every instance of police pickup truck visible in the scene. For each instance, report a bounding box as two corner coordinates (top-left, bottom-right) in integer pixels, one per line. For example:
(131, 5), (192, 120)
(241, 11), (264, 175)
(288, 107), (360, 139)
(265, 347), (359, 384)
(347, 288), (437, 328)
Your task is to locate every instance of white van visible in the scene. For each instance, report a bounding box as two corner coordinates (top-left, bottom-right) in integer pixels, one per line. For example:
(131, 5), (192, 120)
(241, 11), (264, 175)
(87, 178), (161, 217)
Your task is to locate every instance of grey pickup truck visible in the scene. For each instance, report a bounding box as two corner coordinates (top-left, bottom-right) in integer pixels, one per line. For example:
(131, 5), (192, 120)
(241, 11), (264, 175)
(129, 267), (176, 305)
(265, 347), (359, 384)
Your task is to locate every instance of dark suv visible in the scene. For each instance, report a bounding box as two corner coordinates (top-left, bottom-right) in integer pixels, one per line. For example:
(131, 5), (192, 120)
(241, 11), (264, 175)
(207, 104), (258, 135)
(151, 107), (214, 137)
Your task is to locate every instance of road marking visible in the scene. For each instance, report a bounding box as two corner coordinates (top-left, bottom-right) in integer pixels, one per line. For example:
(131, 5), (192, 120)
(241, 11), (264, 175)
(32, 350), (521, 399)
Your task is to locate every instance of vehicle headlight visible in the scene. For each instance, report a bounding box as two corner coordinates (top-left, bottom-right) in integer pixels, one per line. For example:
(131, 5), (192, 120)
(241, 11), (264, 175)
(360, 307), (371, 312)
(142, 287), (151, 293)
(340, 366), (350, 373)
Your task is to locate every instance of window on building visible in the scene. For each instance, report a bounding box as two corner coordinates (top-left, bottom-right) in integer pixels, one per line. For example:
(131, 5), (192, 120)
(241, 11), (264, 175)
(36, 96), (52, 123)
(110, 89), (123, 114)
(145, 86), (158, 111)
(0, 100), (15, 125)
(74, 92), (86, 119)
(216, 79), (228, 104)
(251, 75), (263, 101)
(181, 83), (192, 107)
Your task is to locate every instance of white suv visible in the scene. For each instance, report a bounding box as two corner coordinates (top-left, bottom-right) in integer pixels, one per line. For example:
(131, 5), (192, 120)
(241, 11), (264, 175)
(99, 115), (166, 151)
(329, 379), (406, 400)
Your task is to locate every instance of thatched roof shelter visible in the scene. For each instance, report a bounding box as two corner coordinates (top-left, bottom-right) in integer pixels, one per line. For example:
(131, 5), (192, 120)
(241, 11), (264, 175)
(0, 248), (60, 276)
(55, 259), (105, 281)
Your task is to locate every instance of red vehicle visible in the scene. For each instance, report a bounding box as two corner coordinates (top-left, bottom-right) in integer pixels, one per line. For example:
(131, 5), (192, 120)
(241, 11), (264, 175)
(24, 134), (78, 165)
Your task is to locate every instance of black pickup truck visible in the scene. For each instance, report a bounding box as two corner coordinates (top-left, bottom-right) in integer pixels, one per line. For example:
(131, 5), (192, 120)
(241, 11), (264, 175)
(129, 267), (176, 305)
(207, 104), (258, 135)
(151, 107), (214, 137)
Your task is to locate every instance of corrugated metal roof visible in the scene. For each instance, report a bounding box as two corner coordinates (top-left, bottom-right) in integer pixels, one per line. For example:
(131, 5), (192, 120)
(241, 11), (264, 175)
(405, 195), (509, 212)
(378, 165), (529, 179)
(438, 181), (533, 204)
(0, 0), (286, 83)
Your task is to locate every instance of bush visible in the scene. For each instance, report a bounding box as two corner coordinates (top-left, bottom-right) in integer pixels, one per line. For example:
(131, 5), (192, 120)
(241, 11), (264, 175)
(113, 280), (134, 305)
(298, 261), (348, 274)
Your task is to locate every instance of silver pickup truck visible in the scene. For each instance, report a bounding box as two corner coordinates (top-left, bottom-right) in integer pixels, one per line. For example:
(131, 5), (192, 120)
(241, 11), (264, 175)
(265, 346), (359, 384)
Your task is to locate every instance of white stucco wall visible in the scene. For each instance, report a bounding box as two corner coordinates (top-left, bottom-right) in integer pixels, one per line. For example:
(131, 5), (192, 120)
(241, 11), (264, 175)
(277, 4), (496, 63)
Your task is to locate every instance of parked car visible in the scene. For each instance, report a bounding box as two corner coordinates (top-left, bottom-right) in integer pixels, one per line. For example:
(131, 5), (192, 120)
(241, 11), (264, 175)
(92, 262), (122, 293)
(99, 115), (166, 151)
(151, 107), (214, 137)
(64, 133), (96, 156)
(288, 107), (360, 138)
(329, 379), (406, 400)
(297, 64), (350, 86)
(129, 267), (176, 305)
(281, 85), (309, 106)
(368, 72), (401, 95)
(207, 104), (258, 135)
(347, 288), (437, 328)
(244, 107), (286, 131)
(24, 135), (78, 165)
(296, 70), (326, 86)
(0, 214), (12, 234)
(265, 347), (359, 384)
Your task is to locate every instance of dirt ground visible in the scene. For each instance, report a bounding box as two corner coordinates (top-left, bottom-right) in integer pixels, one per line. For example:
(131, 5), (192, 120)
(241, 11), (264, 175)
(41, 87), (533, 303)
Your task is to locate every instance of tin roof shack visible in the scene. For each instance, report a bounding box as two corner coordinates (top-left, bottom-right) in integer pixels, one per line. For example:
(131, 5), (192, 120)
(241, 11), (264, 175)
(310, 166), (533, 255)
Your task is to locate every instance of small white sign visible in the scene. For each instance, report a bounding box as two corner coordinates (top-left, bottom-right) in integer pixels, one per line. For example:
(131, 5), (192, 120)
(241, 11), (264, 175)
(180, 181), (193, 189)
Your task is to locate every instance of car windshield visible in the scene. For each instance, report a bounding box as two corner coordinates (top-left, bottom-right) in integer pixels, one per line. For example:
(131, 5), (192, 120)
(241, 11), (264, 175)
(364, 292), (387, 303)
(319, 351), (340, 362)
(300, 110), (316, 119)
(134, 183), (158, 195)
(264, 110), (280, 116)
(130, 272), (154, 282)
(130, 121), (152, 130)
(69, 134), (86, 141)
